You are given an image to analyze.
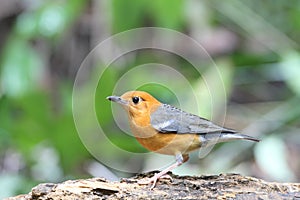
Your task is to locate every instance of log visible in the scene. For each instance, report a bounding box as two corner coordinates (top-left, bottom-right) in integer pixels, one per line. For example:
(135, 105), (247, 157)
(5, 171), (300, 200)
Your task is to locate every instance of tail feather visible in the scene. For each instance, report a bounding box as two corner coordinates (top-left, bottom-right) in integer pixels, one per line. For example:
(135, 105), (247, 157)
(221, 133), (260, 142)
(200, 132), (260, 148)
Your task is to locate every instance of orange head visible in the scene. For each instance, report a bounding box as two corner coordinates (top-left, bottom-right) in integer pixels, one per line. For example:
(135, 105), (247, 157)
(107, 91), (161, 121)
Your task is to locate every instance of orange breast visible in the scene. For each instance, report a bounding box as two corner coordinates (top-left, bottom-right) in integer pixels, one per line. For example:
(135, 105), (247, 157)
(129, 121), (201, 155)
(136, 133), (201, 155)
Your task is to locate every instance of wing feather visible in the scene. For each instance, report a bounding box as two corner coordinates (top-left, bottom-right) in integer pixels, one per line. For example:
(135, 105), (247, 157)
(150, 104), (235, 134)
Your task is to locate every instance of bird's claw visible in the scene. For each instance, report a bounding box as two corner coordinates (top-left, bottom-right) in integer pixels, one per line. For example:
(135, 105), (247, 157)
(138, 177), (158, 189)
(159, 174), (173, 181)
(138, 173), (173, 189)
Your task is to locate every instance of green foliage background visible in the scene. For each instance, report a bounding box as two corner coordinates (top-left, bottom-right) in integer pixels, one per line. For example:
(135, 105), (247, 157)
(0, 0), (300, 198)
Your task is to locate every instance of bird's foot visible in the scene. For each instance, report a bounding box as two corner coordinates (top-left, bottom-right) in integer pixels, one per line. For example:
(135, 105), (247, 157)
(138, 173), (173, 189)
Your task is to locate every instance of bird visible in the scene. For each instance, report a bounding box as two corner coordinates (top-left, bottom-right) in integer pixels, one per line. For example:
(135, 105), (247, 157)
(107, 91), (259, 189)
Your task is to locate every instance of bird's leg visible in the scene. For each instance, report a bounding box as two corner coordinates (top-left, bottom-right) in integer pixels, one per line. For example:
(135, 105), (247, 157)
(138, 154), (189, 189)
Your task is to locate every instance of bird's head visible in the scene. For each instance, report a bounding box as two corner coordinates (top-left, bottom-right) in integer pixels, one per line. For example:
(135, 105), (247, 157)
(107, 91), (161, 119)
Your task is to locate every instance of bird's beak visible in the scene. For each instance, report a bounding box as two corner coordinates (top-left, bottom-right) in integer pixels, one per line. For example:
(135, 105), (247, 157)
(106, 96), (128, 106)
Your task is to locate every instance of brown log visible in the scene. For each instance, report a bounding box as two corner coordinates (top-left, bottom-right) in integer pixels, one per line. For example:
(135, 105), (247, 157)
(5, 171), (300, 200)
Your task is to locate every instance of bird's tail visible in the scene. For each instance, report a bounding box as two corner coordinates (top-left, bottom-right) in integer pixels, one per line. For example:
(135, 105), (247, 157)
(200, 132), (260, 148)
(219, 132), (260, 142)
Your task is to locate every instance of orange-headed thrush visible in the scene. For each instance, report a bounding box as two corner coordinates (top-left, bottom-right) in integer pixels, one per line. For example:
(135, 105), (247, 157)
(107, 91), (259, 188)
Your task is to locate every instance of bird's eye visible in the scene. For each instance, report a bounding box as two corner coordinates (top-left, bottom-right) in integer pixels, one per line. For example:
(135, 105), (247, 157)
(132, 96), (140, 104)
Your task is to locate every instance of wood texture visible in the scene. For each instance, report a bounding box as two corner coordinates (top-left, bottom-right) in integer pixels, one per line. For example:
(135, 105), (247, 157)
(6, 171), (300, 200)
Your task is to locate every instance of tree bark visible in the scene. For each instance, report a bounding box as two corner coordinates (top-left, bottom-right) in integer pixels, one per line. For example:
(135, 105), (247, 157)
(6, 171), (300, 200)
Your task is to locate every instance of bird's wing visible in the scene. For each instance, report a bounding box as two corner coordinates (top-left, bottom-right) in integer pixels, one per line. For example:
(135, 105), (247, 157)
(150, 104), (235, 134)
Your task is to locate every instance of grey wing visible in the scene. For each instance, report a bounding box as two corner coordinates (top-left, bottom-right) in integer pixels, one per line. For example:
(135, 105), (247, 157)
(150, 104), (235, 134)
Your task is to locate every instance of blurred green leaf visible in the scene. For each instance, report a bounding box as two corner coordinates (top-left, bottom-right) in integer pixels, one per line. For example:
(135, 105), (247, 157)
(190, 59), (234, 118)
(280, 52), (300, 96)
(50, 82), (89, 173)
(15, 0), (86, 39)
(96, 66), (118, 126)
(0, 38), (43, 98)
(150, 0), (184, 30)
(112, 0), (184, 33)
(112, 0), (146, 33)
